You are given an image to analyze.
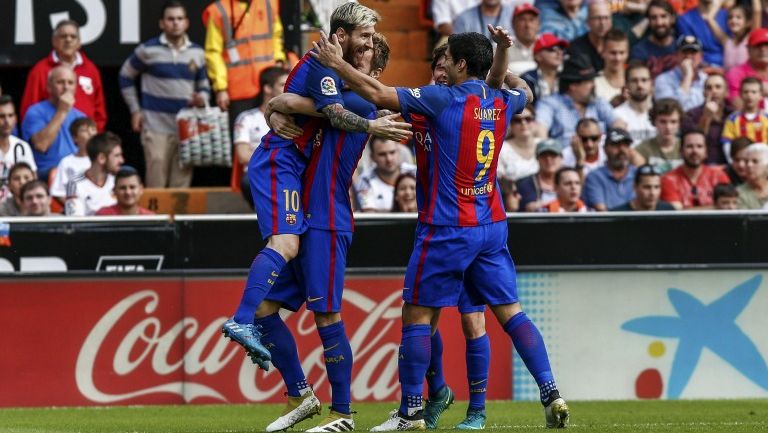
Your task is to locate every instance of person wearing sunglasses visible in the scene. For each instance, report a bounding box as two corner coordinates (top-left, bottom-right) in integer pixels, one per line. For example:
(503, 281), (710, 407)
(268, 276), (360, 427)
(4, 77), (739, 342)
(611, 164), (676, 211)
(563, 117), (605, 178)
(499, 105), (541, 181)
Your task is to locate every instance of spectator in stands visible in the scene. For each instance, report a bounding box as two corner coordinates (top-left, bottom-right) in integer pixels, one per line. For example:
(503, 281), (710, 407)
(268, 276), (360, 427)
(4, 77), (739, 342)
(391, 172), (418, 213)
(563, 118), (606, 178)
(705, 2), (762, 70)
(20, 20), (106, 131)
(584, 127), (637, 211)
(20, 180), (54, 217)
(721, 77), (768, 160)
(631, 0), (678, 77)
(567, 1), (612, 72)
(713, 182), (740, 209)
(507, 4), (541, 75)
(0, 95), (37, 198)
(676, 0), (727, 66)
(654, 35), (708, 111)
(611, 164), (675, 211)
(203, 0), (285, 129)
(453, 0), (513, 39)
(540, 167), (588, 212)
(0, 162), (35, 216)
(517, 139), (562, 212)
(682, 73), (733, 164)
(65, 132), (123, 216)
(233, 66), (288, 205)
(432, 0), (479, 39)
(633, 98), (684, 174)
(50, 117), (96, 204)
(660, 128), (730, 209)
(521, 33), (568, 101)
(611, 0), (652, 47)
(614, 63), (655, 146)
(96, 166), (154, 216)
(355, 137), (416, 212)
(727, 28), (768, 108)
(120, 1), (209, 188)
(22, 65), (85, 181)
(736, 142), (768, 209)
(724, 136), (752, 184)
(536, 54), (620, 150)
(540, 0), (588, 41)
(499, 177), (521, 212)
(499, 106), (540, 181)
(594, 30), (629, 105)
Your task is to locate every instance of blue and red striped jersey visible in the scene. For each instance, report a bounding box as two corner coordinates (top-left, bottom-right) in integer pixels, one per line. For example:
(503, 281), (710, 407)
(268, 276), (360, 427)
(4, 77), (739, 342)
(396, 79), (527, 227)
(261, 51), (345, 156)
(302, 90), (376, 232)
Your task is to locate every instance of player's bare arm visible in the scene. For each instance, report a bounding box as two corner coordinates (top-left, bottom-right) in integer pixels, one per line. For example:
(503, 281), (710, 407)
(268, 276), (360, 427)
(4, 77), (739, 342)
(504, 73), (534, 105)
(486, 24), (512, 89)
(322, 103), (412, 142)
(268, 93), (324, 118)
(311, 33), (401, 111)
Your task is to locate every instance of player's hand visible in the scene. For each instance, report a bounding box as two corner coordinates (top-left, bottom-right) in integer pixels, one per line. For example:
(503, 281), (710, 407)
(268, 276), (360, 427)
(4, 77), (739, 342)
(131, 111), (143, 133)
(367, 113), (412, 142)
(310, 31), (344, 70)
(488, 24), (513, 49)
(270, 112), (303, 139)
(216, 90), (230, 111)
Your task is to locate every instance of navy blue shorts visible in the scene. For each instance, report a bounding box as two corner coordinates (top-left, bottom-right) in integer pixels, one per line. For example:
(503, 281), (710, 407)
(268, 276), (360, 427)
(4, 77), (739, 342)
(403, 221), (518, 308)
(266, 228), (352, 313)
(249, 146), (308, 240)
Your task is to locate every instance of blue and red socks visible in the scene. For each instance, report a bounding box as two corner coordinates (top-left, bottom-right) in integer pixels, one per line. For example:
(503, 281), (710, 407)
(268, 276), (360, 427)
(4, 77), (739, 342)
(318, 321), (354, 415)
(254, 313), (309, 397)
(399, 324), (432, 416)
(233, 248), (286, 323)
(466, 334), (490, 411)
(503, 312), (558, 405)
(426, 330), (446, 398)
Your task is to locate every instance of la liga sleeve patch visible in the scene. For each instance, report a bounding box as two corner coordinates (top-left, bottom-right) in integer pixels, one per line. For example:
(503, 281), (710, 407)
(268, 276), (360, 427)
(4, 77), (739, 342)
(320, 76), (338, 95)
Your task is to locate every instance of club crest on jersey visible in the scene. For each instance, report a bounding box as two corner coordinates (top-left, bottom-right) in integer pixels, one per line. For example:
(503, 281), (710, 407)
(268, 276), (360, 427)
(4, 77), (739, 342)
(286, 213), (297, 225)
(313, 128), (324, 148)
(320, 77), (338, 95)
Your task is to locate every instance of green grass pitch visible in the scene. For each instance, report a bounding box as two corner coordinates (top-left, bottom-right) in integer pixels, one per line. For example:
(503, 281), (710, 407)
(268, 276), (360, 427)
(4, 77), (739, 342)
(1, 400), (767, 432)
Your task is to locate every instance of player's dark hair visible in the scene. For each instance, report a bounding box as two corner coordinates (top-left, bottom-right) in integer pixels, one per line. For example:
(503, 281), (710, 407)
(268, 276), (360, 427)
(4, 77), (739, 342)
(87, 132), (122, 162)
(9, 162), (34, 179)
(554, 167), (580, 185)
(160, 0), (187, 19)
(371, 33), (390, 72)
(69, 117), (96, 138)
(731, 136), (753, 159)
(447, 32), (493, 80)
(649, 98), (683, 124)
(714, 183), (738, 201)
(431, 44), (448, 72)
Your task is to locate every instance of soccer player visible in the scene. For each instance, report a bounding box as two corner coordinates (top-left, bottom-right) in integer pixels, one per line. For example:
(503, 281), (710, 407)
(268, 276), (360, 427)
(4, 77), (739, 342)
(220, 3), (411, 367)
(247, 35), (393, 432)
(313, 30), (570, 430)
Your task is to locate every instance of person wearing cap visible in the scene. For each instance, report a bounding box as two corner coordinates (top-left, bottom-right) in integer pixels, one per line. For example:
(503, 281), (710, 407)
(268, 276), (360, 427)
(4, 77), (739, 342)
(453, 0), (514, 40)
(516, 139), (563, 211)
(661, 128), (731, 210)
(654, 35), (709, 111)
(566, 1), (613, 72)
(725, 28), (768, 108)
(540, 0), (588, 42)
(540, 167), (588, 212)
(610, 164), (675, 211)
(535, 54), (621, 150)
(563, 117), (606, 178)
(631, 0), (678, 77)
(633, 98), (684, 174)
(521, 33), (568, 101)
(583, 127), (637, 211)
(676, 0), (728, 66)
(507, 4), (541, 76)
(96, 166), (155, 216)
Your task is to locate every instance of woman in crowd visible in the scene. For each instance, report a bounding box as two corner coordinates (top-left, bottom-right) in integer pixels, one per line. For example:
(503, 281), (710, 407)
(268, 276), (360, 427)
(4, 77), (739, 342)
(498, 105), (542, 182)
(391, 172), (417, 212)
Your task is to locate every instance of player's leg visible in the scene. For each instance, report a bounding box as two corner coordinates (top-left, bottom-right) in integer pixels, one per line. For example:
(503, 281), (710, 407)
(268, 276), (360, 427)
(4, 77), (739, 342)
(223, 146), (306, 360)
(301, 230), (355, 432)
(467, 221), (569, 428)
(423, 326), (454, 428)
(457, 307), (489, 430)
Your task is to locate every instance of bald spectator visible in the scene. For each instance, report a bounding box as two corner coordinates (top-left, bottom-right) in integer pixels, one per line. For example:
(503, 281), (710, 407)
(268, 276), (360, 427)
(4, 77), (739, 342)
(453, 0), (513, 40)
(507, 4), (541, 75)
(521, 33), (568, 101)
(676, 0), (728, 67)
(96, 166), (154, 216)
(614, 63), (656, 146)
(540, 0), (588, 41)
(20, 20), (106, 130)
(22, 66), (85, 181)
(611, 164), (675, 211)
(631, 0), (678, 77)
(20, 180), (54, 217)
(567, 1), (613, 72)
(682, 73), (733, 164)
(540, 167), (588, 212)
(0, 162), (35, 216)
(0, 95), (37, 197)
(633, 98), (684, 174)
(726, 28), (768, 109)
(654, 35), (709, 112)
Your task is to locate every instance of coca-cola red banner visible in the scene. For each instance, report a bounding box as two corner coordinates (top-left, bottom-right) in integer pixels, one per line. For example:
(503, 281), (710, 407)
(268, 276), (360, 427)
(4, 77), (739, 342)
(0, 276), (511, 407)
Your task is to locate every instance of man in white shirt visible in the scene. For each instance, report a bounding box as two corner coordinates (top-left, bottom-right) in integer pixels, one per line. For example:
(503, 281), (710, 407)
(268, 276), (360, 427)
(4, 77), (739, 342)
(50, 117), (97, 202)
(507, 4), (540, 75)
(613, 63), (655, 146)
(0, 95), (37, 199)
(562, 117), (606, 178)
(65, 132), (124, 216)
(355, 137), (416, 212)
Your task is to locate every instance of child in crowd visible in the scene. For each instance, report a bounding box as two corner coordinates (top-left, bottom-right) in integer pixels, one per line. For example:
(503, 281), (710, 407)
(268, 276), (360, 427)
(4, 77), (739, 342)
(713, 183), (740, 209)
(722, 77), (768, 158)
(706, 1), (762, 70)
(50, 117), (97, 204)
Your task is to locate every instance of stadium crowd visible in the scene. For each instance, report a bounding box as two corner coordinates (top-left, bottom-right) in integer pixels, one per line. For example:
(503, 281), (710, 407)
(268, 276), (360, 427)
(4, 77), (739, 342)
(1, 0), (768, 216)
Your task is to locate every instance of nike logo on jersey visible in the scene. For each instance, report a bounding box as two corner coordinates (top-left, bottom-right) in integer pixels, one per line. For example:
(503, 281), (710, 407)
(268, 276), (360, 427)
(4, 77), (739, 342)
(324, 343), (340, 352)
(470, 379), (488, 386)
(307, 296), (324, 303)
(271, 271), (279, 277)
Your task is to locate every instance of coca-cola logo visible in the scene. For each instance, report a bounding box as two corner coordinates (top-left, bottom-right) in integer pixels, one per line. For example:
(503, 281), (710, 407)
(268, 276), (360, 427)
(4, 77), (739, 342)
(75, 289), (403, 403)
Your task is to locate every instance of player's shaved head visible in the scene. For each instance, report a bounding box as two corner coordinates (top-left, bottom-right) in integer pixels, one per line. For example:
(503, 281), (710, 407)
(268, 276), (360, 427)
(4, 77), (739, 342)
(447, 32), (493, 81)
